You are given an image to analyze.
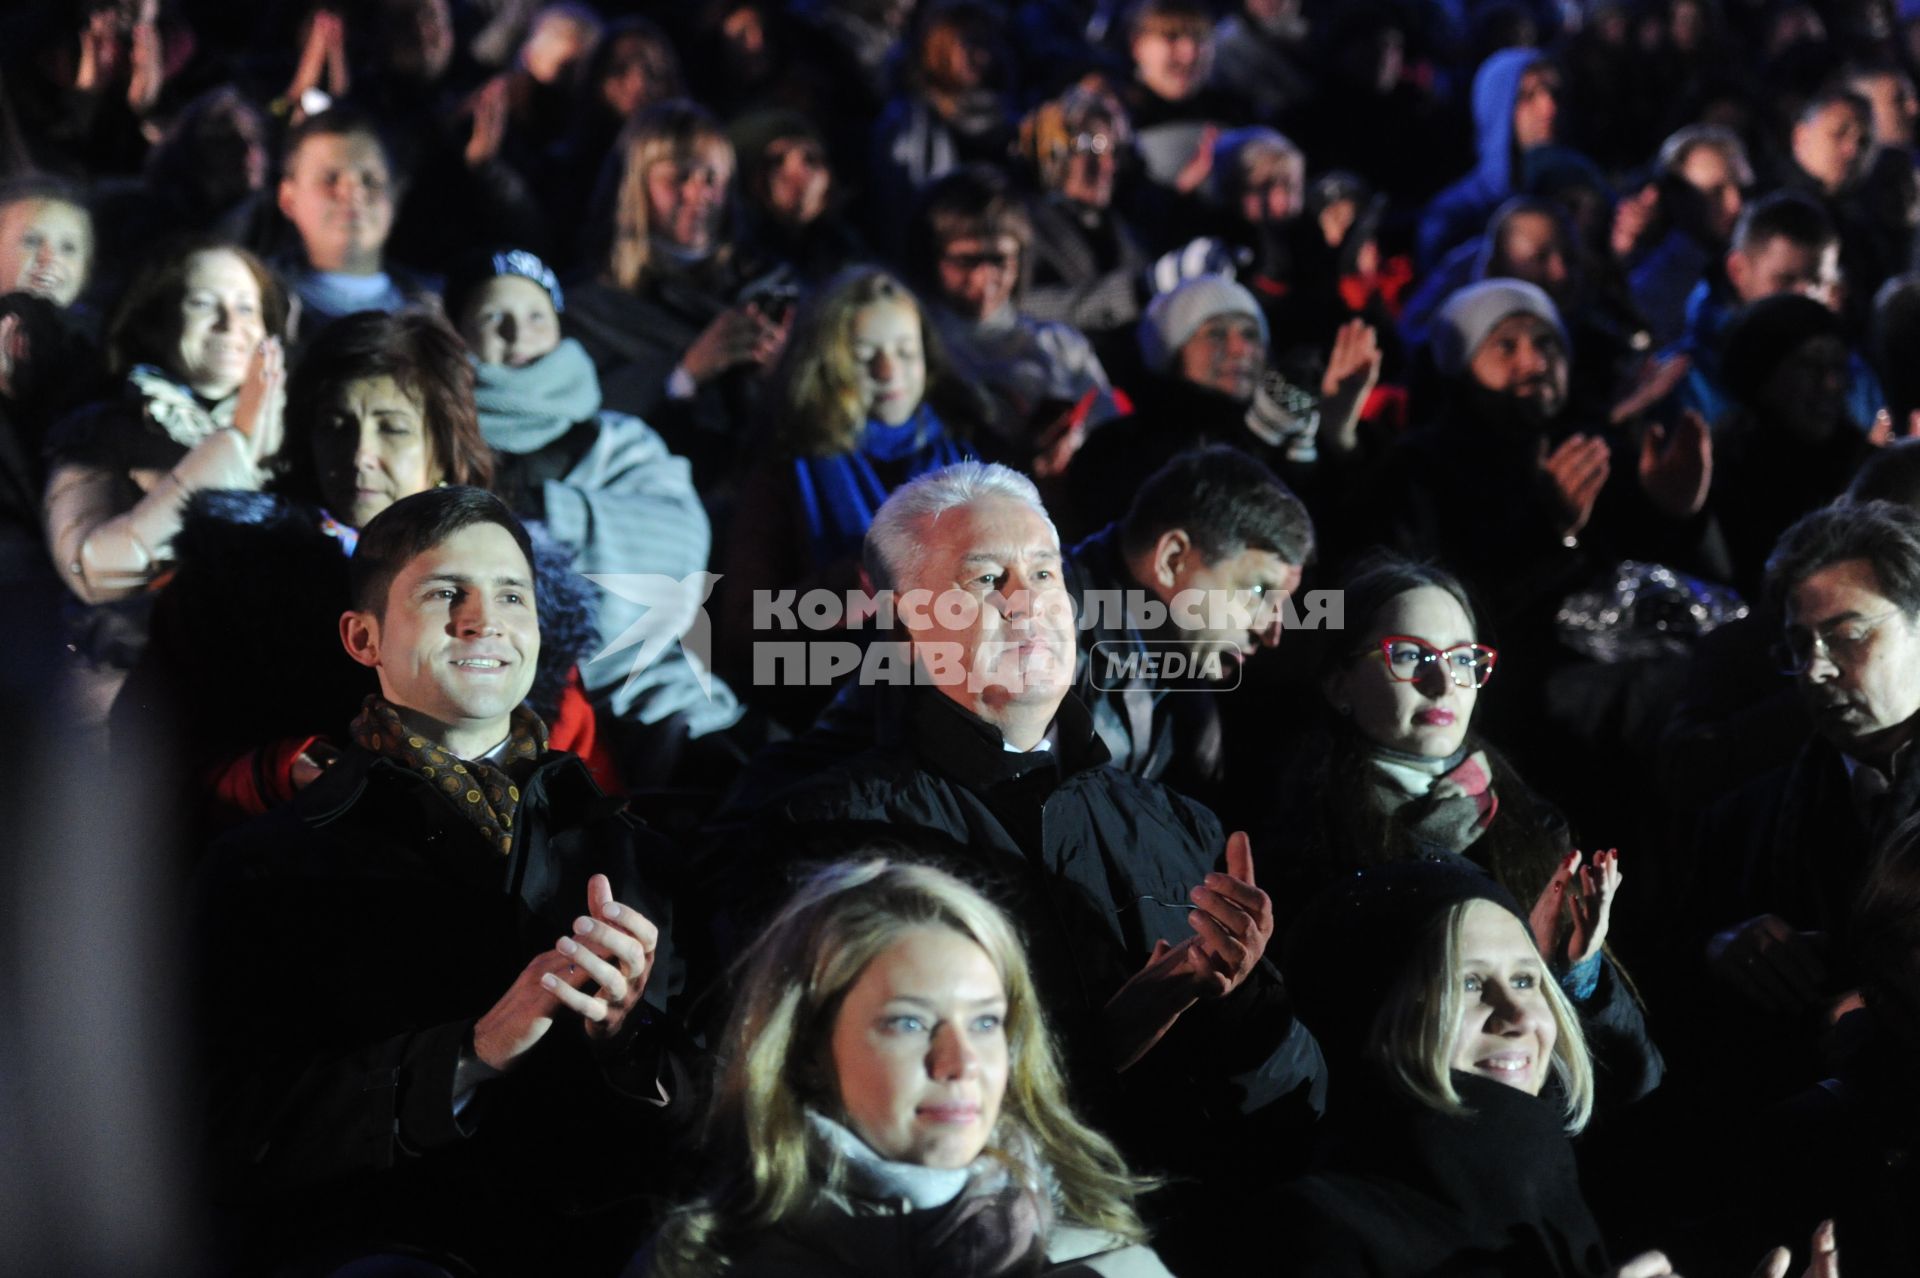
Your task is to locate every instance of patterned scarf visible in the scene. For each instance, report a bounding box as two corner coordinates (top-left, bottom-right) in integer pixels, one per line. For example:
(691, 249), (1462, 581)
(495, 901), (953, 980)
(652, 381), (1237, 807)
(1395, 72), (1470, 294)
(350, 695), (548, 856)
(129, 364), (235, 446)
(1369, 745), (1501, 853)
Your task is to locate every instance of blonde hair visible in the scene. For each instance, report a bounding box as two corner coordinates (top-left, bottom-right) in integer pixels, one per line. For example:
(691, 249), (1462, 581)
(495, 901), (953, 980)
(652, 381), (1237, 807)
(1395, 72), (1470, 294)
(1370, 901), (1595, 1134)
(606, 99), (733, 293)
(773, 266), (930, 457)
(648, 858), (1152, 1277)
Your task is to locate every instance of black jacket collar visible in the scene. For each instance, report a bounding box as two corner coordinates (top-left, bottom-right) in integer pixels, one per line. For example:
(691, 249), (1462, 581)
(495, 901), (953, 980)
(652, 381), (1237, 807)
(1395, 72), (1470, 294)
(876, 685), (1111, 790)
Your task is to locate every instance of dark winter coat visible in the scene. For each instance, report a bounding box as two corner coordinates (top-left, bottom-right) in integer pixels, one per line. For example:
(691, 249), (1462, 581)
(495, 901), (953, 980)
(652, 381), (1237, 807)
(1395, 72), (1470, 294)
(728, 685), (1325, 1183)
(1273, 1071), (1612, 1278)
(192, 744), (694, 1276)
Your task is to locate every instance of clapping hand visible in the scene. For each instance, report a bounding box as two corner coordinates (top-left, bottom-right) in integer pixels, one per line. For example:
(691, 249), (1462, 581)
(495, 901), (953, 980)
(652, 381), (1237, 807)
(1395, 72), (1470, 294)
(1540, 433), (1611, 539)
(1104, 832), (1270, 1069)
(232, 338), (287, 466)
(1530, 849), (1621, 967)
(1319, 319), (1383, 454)
(544, 873), (661, 1044)
(473, 874), (660, 1071)
(1868, 407), (1920, 446)
(1707, 914), (1829, 1015)
(1637, 409), (1712, 518)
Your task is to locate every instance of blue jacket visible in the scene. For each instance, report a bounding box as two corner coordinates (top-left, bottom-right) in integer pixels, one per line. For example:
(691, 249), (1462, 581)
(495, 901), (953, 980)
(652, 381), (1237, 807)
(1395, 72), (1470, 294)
(1672, 280), (1883, 433)
(1417, 48), (1545, 270)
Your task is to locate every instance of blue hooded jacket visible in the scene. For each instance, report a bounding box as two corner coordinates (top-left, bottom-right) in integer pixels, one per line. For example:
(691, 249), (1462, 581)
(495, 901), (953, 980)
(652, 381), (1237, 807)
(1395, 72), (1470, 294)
(1416, 48), (1546, 270)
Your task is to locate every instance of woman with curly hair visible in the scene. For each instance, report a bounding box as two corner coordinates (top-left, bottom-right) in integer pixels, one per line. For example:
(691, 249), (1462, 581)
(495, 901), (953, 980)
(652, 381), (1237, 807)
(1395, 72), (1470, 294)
(713, 265), (983, 720)
(639, 857), (1170, 1277)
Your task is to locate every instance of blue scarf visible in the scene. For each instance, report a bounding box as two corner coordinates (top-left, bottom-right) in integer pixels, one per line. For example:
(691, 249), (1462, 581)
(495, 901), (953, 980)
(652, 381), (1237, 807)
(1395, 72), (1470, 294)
(793, 404), (968, 566)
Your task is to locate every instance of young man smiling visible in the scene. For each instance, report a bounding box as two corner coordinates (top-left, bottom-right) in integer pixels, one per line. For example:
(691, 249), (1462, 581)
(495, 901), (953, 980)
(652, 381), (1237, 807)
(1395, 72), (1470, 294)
(193, 487), (689, 1274)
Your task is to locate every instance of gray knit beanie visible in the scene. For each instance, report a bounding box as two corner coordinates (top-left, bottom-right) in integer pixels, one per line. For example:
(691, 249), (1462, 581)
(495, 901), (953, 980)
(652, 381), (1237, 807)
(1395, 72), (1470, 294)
(1139, 274), (1269, 373)
(1431, 278), (1567, 378)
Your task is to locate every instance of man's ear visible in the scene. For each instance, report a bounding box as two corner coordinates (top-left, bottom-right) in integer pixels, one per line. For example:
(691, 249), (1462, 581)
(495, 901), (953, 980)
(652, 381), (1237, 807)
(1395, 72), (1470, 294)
(277, 176), (299, 223)
(340, 609), (381, 669)
(1150, 529), (1192, 592)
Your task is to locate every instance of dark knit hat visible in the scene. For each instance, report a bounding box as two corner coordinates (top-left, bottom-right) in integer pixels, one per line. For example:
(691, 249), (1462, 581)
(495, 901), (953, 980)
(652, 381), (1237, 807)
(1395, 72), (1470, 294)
(1282, 858), (1529, 1068)
(442, 247), (565, 326)
(1721, 292), (1844, 408)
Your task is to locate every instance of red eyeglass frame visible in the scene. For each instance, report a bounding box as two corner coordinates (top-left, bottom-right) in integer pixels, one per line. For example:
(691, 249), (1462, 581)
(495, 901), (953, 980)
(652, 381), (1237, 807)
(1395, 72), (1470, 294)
(1372, 634), (1500, 687)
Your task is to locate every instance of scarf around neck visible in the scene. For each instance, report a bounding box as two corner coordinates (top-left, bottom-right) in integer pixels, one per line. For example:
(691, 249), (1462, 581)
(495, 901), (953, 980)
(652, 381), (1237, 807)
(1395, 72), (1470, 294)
(806, 1110), (1053, 1277)
(1369, 743), (1500, 852)
(793, 403), (968, 566)
(129, 365), (235, 447)
(350, 695), (548, 856)
(471, 338), (604, 454)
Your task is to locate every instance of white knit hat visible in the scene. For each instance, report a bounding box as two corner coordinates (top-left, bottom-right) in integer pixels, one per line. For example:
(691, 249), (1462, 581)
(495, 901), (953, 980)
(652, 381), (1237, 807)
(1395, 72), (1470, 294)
(1138, 274), (1269, 373)
(1431, 278), (1567, 377)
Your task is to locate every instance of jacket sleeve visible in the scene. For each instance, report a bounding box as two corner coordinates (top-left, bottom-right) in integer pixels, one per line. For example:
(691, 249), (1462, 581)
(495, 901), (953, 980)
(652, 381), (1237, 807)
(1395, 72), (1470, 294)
(557, 414), (743, 734)
(44, 429), (261, 604)
(1576, 955), (1666, 1109)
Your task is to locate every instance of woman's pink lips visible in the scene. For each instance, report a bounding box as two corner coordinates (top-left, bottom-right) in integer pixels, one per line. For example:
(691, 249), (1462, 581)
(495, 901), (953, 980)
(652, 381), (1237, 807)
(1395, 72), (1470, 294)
(916, 1103), (981, 1124)
(1415, 708), (1456, 726)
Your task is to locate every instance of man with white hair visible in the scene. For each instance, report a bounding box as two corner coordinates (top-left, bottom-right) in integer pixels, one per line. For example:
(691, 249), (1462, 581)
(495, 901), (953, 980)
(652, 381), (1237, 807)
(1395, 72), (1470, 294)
(738, 460), (1323, 1261)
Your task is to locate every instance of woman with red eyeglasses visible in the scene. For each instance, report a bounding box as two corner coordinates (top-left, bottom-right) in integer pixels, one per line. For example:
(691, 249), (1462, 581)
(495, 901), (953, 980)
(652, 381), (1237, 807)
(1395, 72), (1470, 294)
(1269, 552), (1663, 1109)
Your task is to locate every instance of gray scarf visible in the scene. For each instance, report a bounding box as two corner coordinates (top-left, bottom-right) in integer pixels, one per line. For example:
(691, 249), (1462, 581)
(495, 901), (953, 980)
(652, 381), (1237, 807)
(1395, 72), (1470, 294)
(470, 338), (603, 454)
(806, 1110), (1054, 1276)
(1368, 744), (1501, 853)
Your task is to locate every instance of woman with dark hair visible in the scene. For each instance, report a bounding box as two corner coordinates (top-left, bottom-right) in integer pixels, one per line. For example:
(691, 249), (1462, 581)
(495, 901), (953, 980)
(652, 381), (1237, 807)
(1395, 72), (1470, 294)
(115, 307), (610, 831)
(565, 98), (788, 491)
(43, 240), (286, 677)
(730, 109), (867, 284)
(1269, 553), (1662, 1107)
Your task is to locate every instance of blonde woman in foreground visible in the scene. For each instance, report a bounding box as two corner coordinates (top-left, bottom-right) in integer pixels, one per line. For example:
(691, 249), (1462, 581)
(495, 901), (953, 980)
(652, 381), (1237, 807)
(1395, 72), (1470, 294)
(636, 859), (1171, 1278)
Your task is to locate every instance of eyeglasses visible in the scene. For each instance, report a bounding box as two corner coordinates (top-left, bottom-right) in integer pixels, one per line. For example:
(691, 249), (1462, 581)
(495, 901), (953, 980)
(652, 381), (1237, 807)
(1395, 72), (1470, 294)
(1070, 131), (1114, 155)
(1367, 635), (1499, 689)
(1773, 609), (1904, 675)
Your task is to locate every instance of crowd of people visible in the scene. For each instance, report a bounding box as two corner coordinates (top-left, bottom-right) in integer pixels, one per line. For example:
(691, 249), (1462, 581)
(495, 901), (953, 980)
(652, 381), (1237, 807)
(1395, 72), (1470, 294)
(11, 0), (1920, 1274)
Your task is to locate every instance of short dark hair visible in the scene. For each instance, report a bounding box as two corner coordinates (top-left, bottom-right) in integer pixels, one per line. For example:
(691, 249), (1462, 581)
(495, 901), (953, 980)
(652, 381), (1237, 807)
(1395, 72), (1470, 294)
(1319, 553), (1483, 680)
(908, 164), (1033, 294)
(1796, 82), (1871, 130)
(1732, 189), (1836, 255)
(281, 105), (395, 177)
(0, 173), (88, 215)
(279, 309), (493, 508)
(1847, 439), (1920, 511)
(105, 239), (290, 377)
(1764, 500), (1920, 615)
(1119, 446), (1315, 567)
(349, 486), (534, 616)
(1127, 0), (1212, 40)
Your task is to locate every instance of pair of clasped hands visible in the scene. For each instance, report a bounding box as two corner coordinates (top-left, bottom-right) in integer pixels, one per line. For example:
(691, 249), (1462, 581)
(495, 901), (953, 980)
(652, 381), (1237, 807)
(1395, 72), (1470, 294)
(472, 873), (660, 1072)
